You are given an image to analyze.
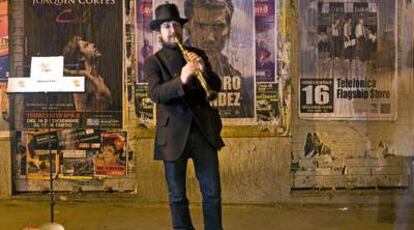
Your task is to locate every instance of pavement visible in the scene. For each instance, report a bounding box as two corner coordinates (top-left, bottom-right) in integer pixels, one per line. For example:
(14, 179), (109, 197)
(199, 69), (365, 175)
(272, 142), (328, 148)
(1, 192), (413, 230)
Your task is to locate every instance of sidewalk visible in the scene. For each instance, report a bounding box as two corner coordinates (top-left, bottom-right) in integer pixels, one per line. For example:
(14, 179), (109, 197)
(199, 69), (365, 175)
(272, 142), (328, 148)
(0, 190), (414, 230)
(1, 194), (412, 230)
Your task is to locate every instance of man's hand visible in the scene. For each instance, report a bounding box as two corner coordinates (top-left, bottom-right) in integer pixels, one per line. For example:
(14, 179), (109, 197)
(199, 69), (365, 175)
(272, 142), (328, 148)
(186, 52), (205, 71)
(180, 52), (204, 84)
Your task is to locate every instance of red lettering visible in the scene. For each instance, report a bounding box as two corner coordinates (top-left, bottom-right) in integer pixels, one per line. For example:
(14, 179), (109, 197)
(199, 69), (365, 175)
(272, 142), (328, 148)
(56, 8), (90, 24)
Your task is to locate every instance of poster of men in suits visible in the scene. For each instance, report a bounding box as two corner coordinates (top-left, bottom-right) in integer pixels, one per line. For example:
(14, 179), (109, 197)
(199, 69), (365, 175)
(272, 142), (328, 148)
(299, 0), (397, 120)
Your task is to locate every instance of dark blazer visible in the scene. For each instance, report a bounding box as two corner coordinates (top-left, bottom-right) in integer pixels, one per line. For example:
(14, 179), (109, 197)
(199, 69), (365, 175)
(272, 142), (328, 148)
(144, 45), (224, 161)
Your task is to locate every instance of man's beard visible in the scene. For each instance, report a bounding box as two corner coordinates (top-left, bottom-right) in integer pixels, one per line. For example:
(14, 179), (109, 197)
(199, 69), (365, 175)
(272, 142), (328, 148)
(160, 36), (178, 48)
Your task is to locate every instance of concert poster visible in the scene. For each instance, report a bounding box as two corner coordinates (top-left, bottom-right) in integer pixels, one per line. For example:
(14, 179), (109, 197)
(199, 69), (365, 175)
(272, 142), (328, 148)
(299, 0), (397, 120)
(23, 1), (124, 129)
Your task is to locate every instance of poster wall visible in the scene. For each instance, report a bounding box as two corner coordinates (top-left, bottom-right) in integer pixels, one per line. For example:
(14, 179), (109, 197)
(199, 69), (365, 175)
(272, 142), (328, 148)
(292, 0), (403, 190)
(23, 1), (123, 129)
(135, 0), (288, 128)
(298, 0), (397, 120)
(17, 129), (130, 180)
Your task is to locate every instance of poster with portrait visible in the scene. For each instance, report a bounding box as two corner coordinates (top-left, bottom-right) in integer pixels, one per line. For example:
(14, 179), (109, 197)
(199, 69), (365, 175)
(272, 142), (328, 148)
(298, 0), (397, 120)
(23, 1), (123, 129)
(144, 0), (255, 120)
(94, 132), (127, 176)
(203, 0), (255, 119)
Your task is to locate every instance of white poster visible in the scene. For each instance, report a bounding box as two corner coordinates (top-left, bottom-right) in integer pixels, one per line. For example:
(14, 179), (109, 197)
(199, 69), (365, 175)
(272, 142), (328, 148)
(299, 0), (397, 120)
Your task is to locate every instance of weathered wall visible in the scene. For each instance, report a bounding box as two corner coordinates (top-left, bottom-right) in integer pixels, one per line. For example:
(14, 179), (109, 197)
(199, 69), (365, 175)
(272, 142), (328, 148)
(291, 0), (414, 189)
(1, 0), (293, 204)
(134, 136), (291, 204)
(4, 0), (413, 201)
(0, 135), (12, 198)
(0, 0), (22, 198)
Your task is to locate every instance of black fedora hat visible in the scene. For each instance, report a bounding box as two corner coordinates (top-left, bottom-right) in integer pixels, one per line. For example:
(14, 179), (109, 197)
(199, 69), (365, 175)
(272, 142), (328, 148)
(149, 2), (188, 31)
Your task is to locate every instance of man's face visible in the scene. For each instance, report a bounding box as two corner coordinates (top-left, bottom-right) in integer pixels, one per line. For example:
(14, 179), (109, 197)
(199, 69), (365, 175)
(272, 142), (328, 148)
(159, 21), (183, 45)
(188, 7), (231, 54)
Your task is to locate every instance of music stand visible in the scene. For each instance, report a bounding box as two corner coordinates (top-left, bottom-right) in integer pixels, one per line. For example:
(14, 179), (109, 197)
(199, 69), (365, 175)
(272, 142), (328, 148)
(7, 56), (85, 229)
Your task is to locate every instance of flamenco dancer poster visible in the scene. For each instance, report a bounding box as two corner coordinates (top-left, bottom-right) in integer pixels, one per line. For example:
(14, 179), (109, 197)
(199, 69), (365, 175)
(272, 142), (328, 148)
(23, 1), (123, 128)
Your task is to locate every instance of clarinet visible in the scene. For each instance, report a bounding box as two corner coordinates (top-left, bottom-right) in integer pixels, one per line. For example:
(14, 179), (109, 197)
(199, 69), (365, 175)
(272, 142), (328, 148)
(174, 37), (218, 101)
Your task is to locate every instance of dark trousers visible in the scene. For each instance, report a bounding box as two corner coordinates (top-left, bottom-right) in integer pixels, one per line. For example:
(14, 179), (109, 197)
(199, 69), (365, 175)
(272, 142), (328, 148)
(330, 36), (341, 58)
(164, 124), (222, 230)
